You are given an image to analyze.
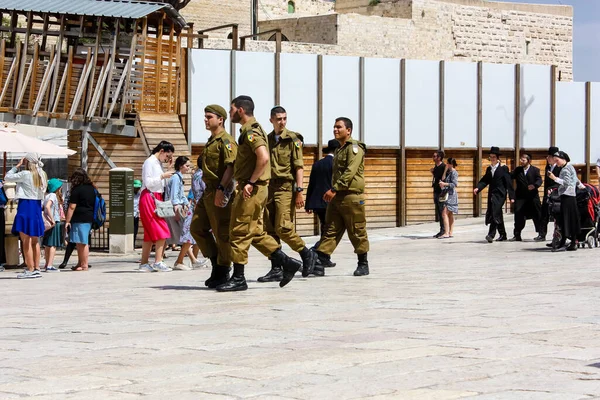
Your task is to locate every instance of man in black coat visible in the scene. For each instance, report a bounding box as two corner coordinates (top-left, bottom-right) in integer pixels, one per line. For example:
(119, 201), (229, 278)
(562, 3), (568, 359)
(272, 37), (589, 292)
(431, 150), (446, 237)
(538, 146), (562, 241)
(474, 147), (515, 242)
(509, 153), (542, 241)
(305, 139), (339, 269)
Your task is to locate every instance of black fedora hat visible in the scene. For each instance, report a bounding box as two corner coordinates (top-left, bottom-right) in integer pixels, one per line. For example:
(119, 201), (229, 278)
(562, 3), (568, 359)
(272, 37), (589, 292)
(489, 146), (502, 156)
(323, 139), (340, 154)
(548, 146), (559, 156)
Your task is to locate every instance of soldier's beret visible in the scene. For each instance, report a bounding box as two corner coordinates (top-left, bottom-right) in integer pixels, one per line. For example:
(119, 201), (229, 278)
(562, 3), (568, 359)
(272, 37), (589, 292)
(204, 104), (228, 121)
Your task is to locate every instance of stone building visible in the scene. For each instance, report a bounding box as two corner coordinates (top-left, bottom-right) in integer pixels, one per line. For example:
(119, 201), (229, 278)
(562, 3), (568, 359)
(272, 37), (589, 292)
(182, 0), (573, 79)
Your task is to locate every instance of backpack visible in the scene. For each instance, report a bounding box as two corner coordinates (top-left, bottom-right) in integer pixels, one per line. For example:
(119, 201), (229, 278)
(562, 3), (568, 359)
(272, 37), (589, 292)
(92, 189), (106, 230)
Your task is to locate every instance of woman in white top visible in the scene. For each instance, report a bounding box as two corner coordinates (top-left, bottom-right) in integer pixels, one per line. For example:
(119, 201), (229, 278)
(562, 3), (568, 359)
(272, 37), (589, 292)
(139, 141), (175, 272)
(4, 153), (47, 279)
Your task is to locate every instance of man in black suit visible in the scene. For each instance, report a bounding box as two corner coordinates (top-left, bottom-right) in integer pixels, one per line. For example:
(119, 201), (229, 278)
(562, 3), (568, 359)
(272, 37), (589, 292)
(474, 147), (515, 242)
(305, 139), (339, 269)
(431, 150), (446, 237)
(538, 146), (561, 241)
(509, 153), (542, 241)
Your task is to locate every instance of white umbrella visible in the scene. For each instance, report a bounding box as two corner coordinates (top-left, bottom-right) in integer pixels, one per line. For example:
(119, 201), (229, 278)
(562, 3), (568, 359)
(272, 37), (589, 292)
(0, 127), (75, 156)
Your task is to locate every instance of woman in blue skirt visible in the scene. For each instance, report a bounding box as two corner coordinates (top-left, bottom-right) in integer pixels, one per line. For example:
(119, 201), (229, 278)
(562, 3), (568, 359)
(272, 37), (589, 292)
(4, 153), (47, 279)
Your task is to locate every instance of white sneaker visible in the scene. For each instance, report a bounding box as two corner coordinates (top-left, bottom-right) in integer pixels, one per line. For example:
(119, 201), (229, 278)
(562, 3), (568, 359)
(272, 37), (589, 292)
(173, 263), (192, 271)
(192, 258), (210, 269)
(138, 263), (155, 273)
(45, 266), (60, 273)
(153, 262), (173, 272)
(17, 270), (42, 279)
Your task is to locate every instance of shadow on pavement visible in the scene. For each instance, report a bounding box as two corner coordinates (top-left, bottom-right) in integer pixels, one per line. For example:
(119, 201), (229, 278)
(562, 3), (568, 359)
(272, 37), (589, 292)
(103, 271), (146, 274)
(151, 285), (206, 290)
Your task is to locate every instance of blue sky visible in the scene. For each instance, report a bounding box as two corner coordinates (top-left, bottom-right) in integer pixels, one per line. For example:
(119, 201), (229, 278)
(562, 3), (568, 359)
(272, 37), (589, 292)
(493, 0), (599, 82)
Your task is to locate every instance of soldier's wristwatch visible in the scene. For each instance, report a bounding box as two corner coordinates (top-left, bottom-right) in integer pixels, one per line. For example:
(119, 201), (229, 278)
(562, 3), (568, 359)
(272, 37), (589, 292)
(295, 187), (304, 193)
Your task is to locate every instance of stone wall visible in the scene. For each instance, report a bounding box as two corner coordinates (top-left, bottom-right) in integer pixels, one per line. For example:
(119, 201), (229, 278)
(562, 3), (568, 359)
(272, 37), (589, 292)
(335, 0), (413, 19)
(258, 14), (338, 45)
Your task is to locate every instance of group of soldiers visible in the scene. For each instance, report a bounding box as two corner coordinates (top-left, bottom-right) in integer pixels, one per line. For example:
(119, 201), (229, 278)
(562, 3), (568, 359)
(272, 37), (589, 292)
(189, 96), (370, 292)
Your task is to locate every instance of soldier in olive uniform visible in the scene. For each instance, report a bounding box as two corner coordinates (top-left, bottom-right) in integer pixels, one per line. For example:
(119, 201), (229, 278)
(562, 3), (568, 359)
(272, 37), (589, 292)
(190, 105), (237, 288)
(258, 106), (317, 283)
(315, 117), (370, 276)
(216, 95), (302, 292)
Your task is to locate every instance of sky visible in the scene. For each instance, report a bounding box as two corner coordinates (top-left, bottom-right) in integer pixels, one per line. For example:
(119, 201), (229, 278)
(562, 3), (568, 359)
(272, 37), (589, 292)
(494, 0), (600, 82)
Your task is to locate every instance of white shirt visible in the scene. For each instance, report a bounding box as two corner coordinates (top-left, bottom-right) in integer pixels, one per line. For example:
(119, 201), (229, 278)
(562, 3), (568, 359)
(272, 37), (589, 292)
(44, 193), (61, 222)
(523, 166), (530, 175)
(490, 163), (499, 177)
(4, 168), (45, 200)
(142, 156), (166, 193)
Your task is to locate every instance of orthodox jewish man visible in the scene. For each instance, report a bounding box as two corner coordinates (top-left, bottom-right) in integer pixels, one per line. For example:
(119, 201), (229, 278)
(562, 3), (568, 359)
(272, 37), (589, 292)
(539, 146), (561, 242)
(509, 153), (543, 241)
(474, 146), (515, 242)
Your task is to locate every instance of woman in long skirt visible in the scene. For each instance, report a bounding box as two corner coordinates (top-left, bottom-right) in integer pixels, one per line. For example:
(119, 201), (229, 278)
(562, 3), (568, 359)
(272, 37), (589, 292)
(548, 151), (581, 251)
(4, 153), (47, 279)
(438, 158), (459, 239)
(139, 141), (175, 272)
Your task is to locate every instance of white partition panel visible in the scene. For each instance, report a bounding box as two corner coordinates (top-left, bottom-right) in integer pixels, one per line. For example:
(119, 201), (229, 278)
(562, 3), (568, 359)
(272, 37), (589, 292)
(322, 55), (360, 144)
(235, 51), (275, 129)
(280, 53), (318, 145)
(189, 49), (231, 143)
(405, 60), (439, 148)
(556, 82), (586, 164)
(591, 83), (600, 164)
(520, 64), (551, 149)
(444, 61), (477, 148)
(363, 57), (400, 147)
(482, 63), (515, 149)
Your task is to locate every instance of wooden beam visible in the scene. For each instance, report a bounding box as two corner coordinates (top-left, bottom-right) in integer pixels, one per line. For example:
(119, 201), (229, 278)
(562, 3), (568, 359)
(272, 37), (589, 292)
(167, 20), (174, 113)
(399, 59), (407, 227)
(69, 52), (94, 119)
(81, 127), (89, 170)
(87, 56), (111, 119)
(27, 42), (39, 110)
(8, 43), (21, 108)
(40, 13), (49, 51)
(0, 56), (17, 106)
(14, 11), (32, 107)
(63, 46), (73, 113)
(119, 20), (138, 120)
(87, 130), (117, 169)
(108, 57), (130, 120)
(101, 17), (119, 118)
(155, 13), (164, 112)
(51, 53), (70, 113)
(9, 11), (17, 48)
(32, 48), (58, 115)
(0, 40), (5, 94)
(14, 54), (34, 108)
(48, 15), (65, 109)
(84, 17), (102, 117)
(139, 17), (148, 113)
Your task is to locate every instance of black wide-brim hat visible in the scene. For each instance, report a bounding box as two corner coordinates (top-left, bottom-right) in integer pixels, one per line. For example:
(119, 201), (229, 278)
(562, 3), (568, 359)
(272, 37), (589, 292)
(489, 146), (502, 156)
(323, 139), (340, 154)
(548, 146), (559, 156)
(554, 151), (570, 163)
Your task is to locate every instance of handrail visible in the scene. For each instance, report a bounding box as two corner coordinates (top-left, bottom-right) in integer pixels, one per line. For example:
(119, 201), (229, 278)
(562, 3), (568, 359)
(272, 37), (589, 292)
(239, 29), (283, 53)
(197, 23), (239, 50)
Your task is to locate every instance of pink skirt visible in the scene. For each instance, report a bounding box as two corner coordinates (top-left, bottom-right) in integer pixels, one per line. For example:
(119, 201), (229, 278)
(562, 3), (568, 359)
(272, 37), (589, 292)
(139, 189), (171, 242)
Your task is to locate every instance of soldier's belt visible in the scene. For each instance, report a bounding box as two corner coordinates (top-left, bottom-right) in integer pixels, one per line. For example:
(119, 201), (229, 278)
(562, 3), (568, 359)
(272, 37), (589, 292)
(269, 178), (294, 186)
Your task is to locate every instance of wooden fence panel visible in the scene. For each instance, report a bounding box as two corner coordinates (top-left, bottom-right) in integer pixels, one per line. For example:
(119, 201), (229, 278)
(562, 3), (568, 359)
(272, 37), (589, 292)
(365, 149), (397, 228)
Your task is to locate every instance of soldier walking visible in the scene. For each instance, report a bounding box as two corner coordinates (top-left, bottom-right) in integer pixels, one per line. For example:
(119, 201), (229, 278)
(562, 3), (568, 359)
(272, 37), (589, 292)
(217, 95), (302, 292)
(258, 106), (317, 282)
(314, 117), (370, 277)
(190, 105), (237, 288)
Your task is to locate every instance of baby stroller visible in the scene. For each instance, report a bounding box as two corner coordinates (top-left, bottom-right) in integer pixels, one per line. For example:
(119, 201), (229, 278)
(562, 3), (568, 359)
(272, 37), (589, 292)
(547, 184), (600, 249)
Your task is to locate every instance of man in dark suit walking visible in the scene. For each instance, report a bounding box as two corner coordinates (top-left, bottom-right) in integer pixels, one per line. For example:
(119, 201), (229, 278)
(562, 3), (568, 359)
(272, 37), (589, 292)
(431, 150), (446, 238)
(474, 147), (515, 242)
(509, 153), (543, 241)
(305, 139), (339, 269)
(538, 146), (562, 241)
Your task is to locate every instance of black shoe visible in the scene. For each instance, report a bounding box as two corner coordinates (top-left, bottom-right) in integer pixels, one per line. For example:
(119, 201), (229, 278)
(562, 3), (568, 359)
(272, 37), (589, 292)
(509, 236), (522, 242)
(485, 235), (494, 243)
(300, 248), (317, 277)
(567, 241), (578, 251)
(315, 256), (336, 268)
(533, 235), (546, 242)
(546, 243), (554, 248)
(204, 257), (219, 287)
(257, 266), (283, 282)
(58, 262), (67, 269)
(433, 232), (444, 238)
(354, 262), (369, 276)
(216, 275), (248, 292)
(270, 249), (302, 288)
(495, 235), (508, 242)
(207, 266), (231, 289)
(312, 264), (325, 277)
(552, 246), (567, 252)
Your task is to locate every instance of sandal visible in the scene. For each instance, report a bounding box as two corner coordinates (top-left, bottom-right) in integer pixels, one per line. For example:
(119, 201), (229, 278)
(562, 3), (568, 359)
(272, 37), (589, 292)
(71, 266), (88, 271)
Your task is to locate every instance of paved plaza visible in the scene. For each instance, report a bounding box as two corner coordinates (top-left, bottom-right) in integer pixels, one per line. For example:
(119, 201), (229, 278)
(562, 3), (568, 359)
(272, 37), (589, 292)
(1, 216), (600, 399)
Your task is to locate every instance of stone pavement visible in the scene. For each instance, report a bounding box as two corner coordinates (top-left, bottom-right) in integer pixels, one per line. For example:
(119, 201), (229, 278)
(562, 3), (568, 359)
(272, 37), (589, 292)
(1, 216), (600, 399)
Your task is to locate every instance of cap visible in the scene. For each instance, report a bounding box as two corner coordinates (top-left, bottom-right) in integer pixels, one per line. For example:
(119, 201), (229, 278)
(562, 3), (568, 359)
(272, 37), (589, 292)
(204, 104), (228, 121)
(133, 179), (142, 188)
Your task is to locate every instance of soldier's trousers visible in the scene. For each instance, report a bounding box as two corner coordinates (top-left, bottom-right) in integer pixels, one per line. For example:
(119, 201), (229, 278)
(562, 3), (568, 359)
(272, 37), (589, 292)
(190, 188), (234, 266)
(230, 184), (280, 265)
(317, 192), (370, 255)
(264, 181), (305, 252)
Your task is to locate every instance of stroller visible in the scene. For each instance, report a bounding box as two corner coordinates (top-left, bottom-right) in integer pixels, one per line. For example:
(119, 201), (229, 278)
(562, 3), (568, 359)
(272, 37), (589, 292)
(547, 183), (600, 249)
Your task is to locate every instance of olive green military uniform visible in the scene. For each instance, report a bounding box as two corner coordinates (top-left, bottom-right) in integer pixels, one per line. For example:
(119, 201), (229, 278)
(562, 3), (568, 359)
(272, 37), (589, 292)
(264, 128), (305, 251)
(317, 139), (370, 255)
(190, 131), (237, 266)
(229, 117), (281, 265)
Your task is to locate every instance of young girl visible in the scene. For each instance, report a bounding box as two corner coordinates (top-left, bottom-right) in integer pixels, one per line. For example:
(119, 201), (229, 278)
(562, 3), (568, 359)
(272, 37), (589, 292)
(42, 178), (63, 272)
(4, 153), (47, 279)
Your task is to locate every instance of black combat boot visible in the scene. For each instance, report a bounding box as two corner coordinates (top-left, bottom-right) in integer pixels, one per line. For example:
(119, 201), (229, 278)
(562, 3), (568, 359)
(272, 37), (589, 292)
(312, 263), (325, 277)
(270, 249), (302, 288)
(353, 253), (369, 276)
(204, 257), (219, 287)
(216, 264), (248, 292)
(257, 259), (283, 282)
(208, 265), (231, 289)
(299, 247), (317, 277)
(312, 245), (336, 268)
